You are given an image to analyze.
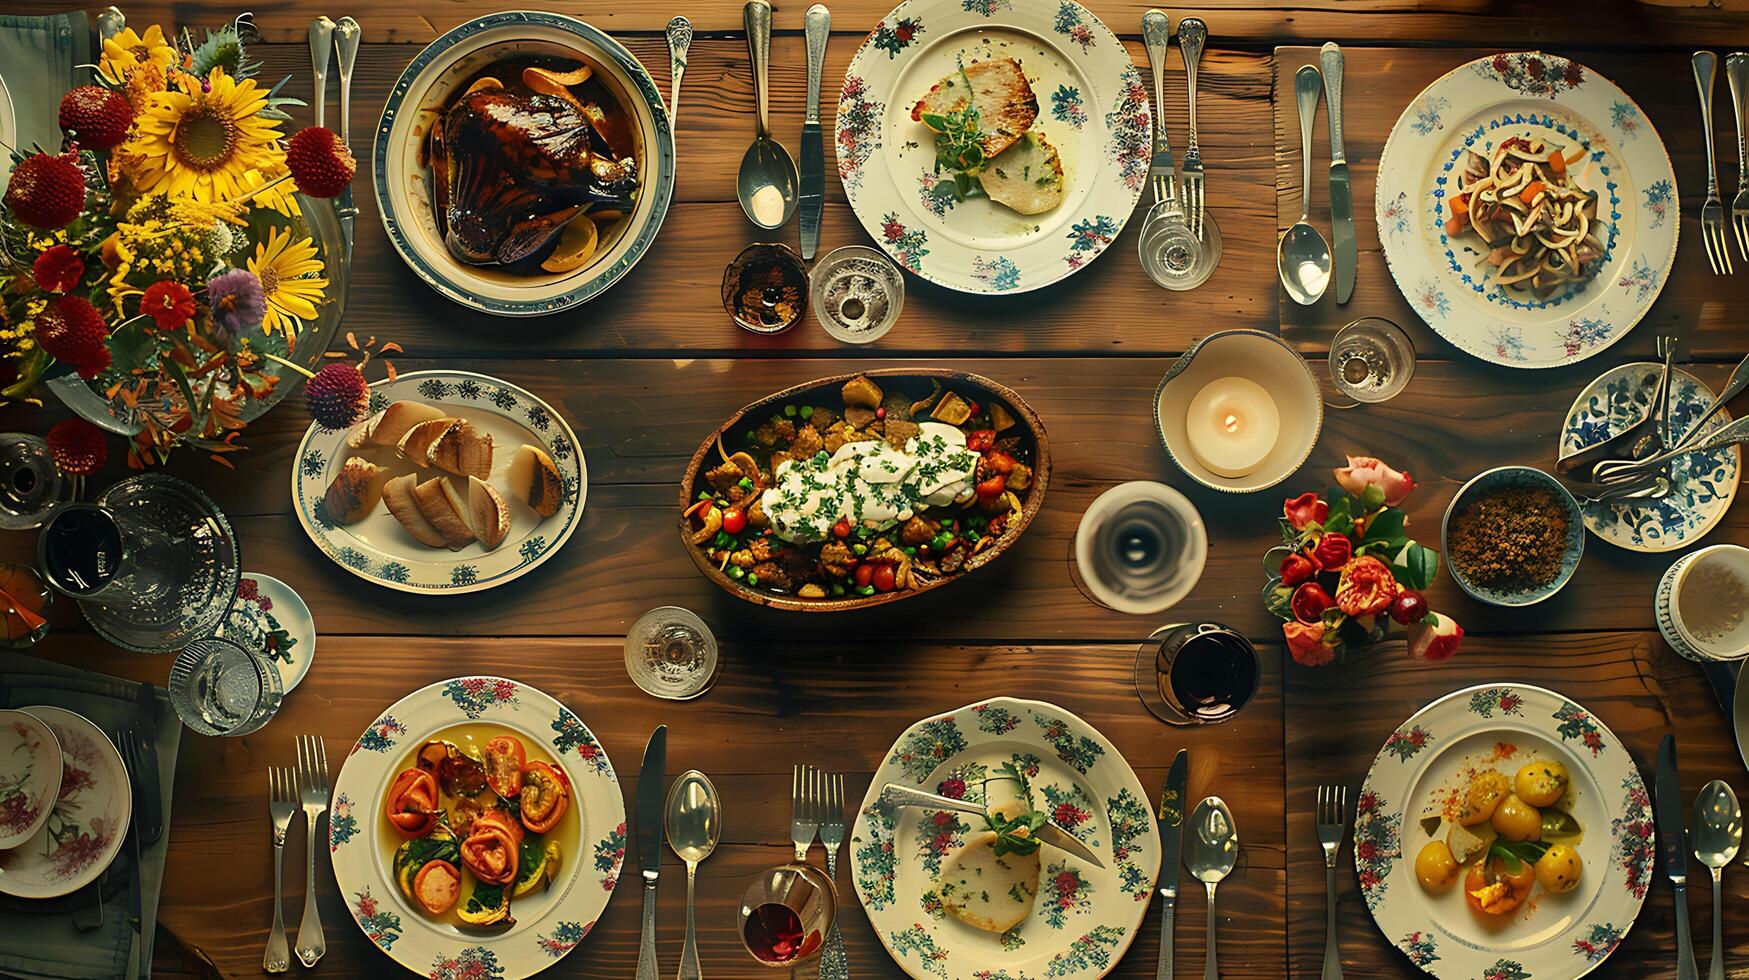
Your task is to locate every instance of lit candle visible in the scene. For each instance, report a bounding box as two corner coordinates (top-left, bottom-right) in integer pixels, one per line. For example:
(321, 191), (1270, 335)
(1184, 377), (1281, 478)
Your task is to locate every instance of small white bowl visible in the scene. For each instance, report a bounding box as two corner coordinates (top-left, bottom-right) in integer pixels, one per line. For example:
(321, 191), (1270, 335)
(1658, 544), (1749, 662)
(1153, 329), (1324, 493)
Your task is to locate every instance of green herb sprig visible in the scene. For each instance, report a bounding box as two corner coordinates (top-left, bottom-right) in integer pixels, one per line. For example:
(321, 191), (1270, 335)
(983, 762), (1048, 857)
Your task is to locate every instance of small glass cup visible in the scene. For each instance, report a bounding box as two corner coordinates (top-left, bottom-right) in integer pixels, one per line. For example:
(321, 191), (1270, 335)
(809, 245), (904, 344)
(1139, 204), (1223, 291)
(1072, 482), (1208, 615)
(1330, 317), (1416, 404)
(737, 863), (838, 967)
(723, 243), (809, 334)
(167, 636), (283, 736)
(1134, 622), (1261, 726)
(0, 434), (66, 530)
(625, 606), (720, 700)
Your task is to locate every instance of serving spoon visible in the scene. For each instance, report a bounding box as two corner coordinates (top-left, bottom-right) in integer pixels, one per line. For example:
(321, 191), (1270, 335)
(1280, 65), (1331, 305)
(1187, 796), (1239, 980)
(1693, 780), (1741, 980)
(736, 0), (798, 230)
(666, 770), (721, 980)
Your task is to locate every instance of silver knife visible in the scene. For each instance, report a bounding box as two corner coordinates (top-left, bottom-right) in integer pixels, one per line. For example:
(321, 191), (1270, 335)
(1319, 43), (1355, 305)
(634, 725), (667, 980)
(878, 783), (1105, 868)
(1656, 734), (1700, 980)
(332, 17), (361, 259)
(1156, 750), (1187, 980)
(135, 684), (161, 845)
(799, 4), (830, 260)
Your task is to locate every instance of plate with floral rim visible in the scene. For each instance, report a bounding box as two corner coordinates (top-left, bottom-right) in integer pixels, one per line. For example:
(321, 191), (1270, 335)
(292, 370), (586, 594)
(835, 0), (1150, 295)
(1356, 683), (1651, 979)
(1376, 52), (1677, 368)
(850, 696), (1159, 980)
(221, 573), (315, 693)
(1558, 361), (1739, 553)
(0, 706), (130, 899)
(329, 676), (624, 979)
(0, 709), (61, 851)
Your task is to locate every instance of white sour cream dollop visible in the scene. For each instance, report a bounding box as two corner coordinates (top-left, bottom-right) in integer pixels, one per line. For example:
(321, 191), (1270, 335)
(760, 422), (979, 543)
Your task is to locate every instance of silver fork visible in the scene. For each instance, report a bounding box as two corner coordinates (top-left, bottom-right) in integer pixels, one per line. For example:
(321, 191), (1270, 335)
(790, 764), (820, 862)
(265, 766), (298, 973)
(1317, 785), (1348, 980)
(1726, 53), (1749, 260)
(819, 772), (849, 980)
(294, 735), (329, 967)
(1695, 51), (1734, 274)
(1177, 17), (1208, 240)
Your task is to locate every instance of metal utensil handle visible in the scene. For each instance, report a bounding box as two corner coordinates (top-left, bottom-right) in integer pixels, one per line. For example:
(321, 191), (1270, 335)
(679, 865), (702, 980)
(745, 0), (773, 139)
(1640, 414), (1749, 469)
(1728, 54), (1749, 189)
(1295, 65), (1322, 220)
(805, 5), (830, 125)
(880, 783), (983, 817)
(1692, 351), (1749, 434)
(1318, 42), (1345, 165)
(1154, 896), (1175, 980)
(636, 874), (661, 980)
(334, 18), (360, 145)
(667, 17), (692, 122)
(1203, 886), (1219, 980)
(1178, 17), (1207, 154)
(1321, 864), (1343, 980)
(265, 838), (289, 972)
(1142, 9), (1173, 206)
(820, 850), (849, 979)
(294, 812), (325, 966)
(1696, 51), (1721, 196)
(1675, 880), (1701, 980)
(1710, 868), (1725, 980)
(1657, 336), (1678, 450)
(308, 18), (334, 131)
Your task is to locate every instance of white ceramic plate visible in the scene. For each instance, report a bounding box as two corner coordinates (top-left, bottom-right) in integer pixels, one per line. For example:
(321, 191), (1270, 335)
(222, 573), (316, 693)
(292, 370), (586, 594)
(1559, 362), (1739, 553)
(330, 676), (624, 978)
(374, 11), (675, 316)
(850, 697), (1160, 979)
(0, 707), (130, 899)
(0, 73), (15, 188)
(1355, 684), (1651, 978)
(0, 709), (61, 850)
(1376, 52), (1677, 368)
(836, 0), (1150, 294)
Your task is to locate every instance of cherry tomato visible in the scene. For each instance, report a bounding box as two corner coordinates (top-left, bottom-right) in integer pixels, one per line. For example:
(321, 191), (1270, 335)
(722, 509), (747, 535)
(984, 450), (1017, 475)
(976, 474), (1007, 500)
(872, 564), (897, 592)
(853, 564), (874, 588)
(875, 406), (887, 420)
(966, 430), (997, 452)
(833, 518), (852, 539)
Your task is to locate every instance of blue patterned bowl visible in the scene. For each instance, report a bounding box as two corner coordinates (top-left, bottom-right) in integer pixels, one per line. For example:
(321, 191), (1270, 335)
(1442, 465), (1585, 607)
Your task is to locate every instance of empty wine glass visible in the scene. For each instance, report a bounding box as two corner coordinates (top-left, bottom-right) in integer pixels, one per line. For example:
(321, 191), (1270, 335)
(1072, 482), (1208, 615)
(1329, 317), (1416, 404)
(167, 635), (283, 736)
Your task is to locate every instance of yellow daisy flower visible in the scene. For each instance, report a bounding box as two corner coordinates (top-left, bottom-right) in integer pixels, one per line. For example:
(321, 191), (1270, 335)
(241, 167), (302, 218)
(125, 69), (283, 204)
(249, 227), (327, 336)
(98, 25), (178, 86)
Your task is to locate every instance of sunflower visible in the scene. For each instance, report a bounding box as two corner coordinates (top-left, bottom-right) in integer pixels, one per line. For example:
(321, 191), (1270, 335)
(125, 70), (283, 204)
(98, 26), (178, 87)
(248, 227), (327, 336)
(241, 166), (302, 218)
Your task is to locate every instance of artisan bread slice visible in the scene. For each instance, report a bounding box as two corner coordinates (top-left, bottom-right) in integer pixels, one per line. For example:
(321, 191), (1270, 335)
(412, 476), (475, 550)
(348, 401), (447, 450)
(382, 474), (449, 548)
(430, 419), (493, 480)
(507, 444), (564, 518)
(466, 477), (511, 549)
(398, 418), (462, 467)
(321, 457), (389, 524)
(937, 830), (1039, 933)
(911, 58), (1038, 160)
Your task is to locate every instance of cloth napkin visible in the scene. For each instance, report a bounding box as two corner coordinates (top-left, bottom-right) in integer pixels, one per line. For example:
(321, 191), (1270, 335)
(0, 651), (181, 980)
(0, 11), (89, 159)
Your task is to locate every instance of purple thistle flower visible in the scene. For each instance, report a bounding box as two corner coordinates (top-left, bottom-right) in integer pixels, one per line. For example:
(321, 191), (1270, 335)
(205, 268), (264, 339)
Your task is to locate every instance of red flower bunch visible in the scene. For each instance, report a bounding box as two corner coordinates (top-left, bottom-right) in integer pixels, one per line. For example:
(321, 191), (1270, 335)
(1265, 456), (1460, 667)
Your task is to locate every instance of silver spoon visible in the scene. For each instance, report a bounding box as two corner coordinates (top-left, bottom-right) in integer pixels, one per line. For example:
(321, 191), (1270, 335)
(1280, 65), (1331, 305)
(1694, 780), (1742, 980)
(737, 0), (798, 230)
(1187, 796), (1238, 980)
(666, 16), (692, 123)
(666, 770), (721, 980)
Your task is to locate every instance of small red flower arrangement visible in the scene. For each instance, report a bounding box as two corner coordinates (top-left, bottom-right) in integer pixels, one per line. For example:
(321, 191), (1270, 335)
(1264, 456), (1463, 666)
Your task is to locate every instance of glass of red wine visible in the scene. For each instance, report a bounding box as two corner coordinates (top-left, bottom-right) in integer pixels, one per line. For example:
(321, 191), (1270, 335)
(737, 863), (837, 967)
(36, 502), (179, 607)
(1134, 622), (1261, 725)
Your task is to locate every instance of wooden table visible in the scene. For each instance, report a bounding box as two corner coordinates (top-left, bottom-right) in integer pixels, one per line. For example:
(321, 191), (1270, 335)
(4, 1), (1749, 977)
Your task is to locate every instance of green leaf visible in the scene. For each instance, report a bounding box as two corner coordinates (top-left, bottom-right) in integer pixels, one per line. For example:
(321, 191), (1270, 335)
(1361, 483), (1386, 510)
(1391, 542), (1439, 591)
(1265, 584), (1294, 621)
(1323, 495), (1354, 536)
(106, 317), (160, 374)
(1361, 508), (1406, 544)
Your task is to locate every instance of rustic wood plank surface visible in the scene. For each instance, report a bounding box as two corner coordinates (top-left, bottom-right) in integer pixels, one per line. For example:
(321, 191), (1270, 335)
(0, 1), (1745, 978)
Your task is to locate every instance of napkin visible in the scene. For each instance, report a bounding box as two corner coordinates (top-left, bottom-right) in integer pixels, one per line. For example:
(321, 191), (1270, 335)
(0, 12), (89, 158)
(0, 651), (181, 980)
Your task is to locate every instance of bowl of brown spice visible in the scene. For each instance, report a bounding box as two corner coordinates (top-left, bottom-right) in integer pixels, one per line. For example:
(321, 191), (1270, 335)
(1442, 466), (1585, 607)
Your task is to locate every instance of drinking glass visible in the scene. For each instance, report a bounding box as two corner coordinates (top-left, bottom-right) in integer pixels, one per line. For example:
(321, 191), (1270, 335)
(737, 863), (837, 967)
(0, 434), (66, 530)
(1072, 481), (1207, 615)
(625, 606), (719, 700)
(1139, 204), (1223, 291)
(1329, 317), (1416, 404)
(810, 245), (904, 344)
(37, 502), (180, 607)
(167, 636), (283, 736)
(1134, 622), (1261, 726)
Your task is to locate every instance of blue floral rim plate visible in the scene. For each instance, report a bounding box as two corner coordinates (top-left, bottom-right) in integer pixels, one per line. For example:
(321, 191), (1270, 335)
(1376, 53), (1678, 368)
(1559, 362), (1739, 553)
(1440, 465), (1584, 607)
(292, 371), (587, 594)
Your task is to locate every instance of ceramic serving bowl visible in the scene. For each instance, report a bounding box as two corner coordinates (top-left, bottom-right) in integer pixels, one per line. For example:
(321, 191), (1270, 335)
(1153, 329), (1324, 493)
(1442, 465), (1584, 607)
(679, 369), (1050, 613)
(1657, 544), (1749, 662)
(374, 11), (675, 316)
(0, 709), (60, 850)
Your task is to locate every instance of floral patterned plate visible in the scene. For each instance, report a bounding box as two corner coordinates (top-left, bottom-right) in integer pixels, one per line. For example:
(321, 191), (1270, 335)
(0, 706), (130, 899)
(1376, 53), (1677, 368)
(222, 573), (315, 693)
(850, 697), (1159, 979)
(292, 370), (586, 594)
(1356, 684), (1651, 979)
(835, 0), (1150, 294)
(0, 709), (61, 851)
(1559, 362), (1739, 552)
(330, 676), (624, 978)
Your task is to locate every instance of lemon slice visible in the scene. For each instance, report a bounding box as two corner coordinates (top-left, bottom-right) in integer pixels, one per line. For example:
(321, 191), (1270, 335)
(541, 217), (598, 274)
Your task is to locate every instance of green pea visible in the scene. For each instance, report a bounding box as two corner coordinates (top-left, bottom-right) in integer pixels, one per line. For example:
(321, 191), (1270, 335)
(799, 406), (814, 419)
(831, 583), (846, 596)
(852, 543), (868, 556)
(784, 405), (797, 417)
(747, 573), (759, 586)
(728, 566), (745, 580)
(857, 585), (876, 596)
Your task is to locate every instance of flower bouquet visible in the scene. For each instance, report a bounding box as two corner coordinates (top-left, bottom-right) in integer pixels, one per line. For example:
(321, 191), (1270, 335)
(1263, 456), (1464, 666)
(0, 18), (359, 466)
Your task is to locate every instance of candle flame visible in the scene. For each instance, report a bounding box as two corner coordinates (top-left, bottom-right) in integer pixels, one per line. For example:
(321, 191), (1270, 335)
(1222, 413), (1241, 433)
